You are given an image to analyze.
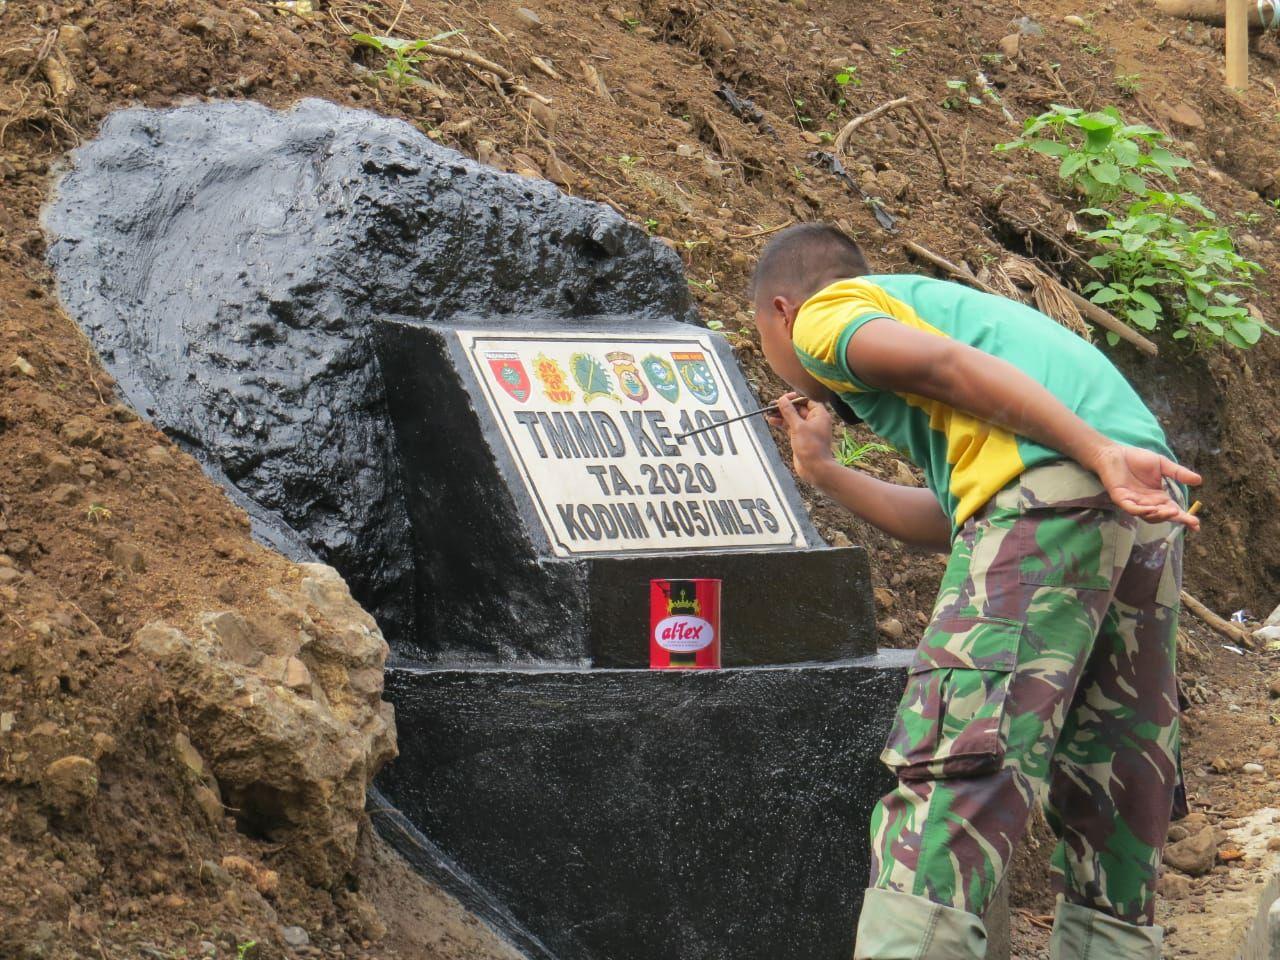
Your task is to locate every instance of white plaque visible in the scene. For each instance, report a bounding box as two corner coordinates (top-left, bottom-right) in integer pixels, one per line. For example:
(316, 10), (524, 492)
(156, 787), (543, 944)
(460, 331), (806, 557)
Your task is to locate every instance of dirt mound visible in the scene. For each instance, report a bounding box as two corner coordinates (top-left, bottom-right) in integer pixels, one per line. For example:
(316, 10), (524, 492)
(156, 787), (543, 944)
(2, 0), (1280, 955)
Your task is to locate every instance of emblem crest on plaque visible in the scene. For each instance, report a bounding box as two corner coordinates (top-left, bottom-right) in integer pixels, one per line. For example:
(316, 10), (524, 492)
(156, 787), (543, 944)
(532, 354), (575, 405)
(672, 351), (719, 405)
(641, 354), (679, 403)
(485, 351), (531, 402)
(606, 351), (649, 404)
(570, 353), (616, 403)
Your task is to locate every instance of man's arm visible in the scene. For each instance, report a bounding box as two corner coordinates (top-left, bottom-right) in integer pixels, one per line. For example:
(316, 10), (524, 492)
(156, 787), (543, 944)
(845, 318), (1201, 527)
(772, 397), (951, 551)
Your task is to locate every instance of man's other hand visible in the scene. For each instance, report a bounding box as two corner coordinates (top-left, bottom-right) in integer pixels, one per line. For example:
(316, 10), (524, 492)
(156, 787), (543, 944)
(1090, 442), (1202, 529)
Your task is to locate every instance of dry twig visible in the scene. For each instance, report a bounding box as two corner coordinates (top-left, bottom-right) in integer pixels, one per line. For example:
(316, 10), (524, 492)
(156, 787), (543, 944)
(832, 96), (953, 190)
(1180, 591), (1255, 649)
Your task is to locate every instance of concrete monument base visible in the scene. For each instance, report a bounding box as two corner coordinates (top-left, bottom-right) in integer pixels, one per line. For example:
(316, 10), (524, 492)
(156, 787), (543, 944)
(377, 652), (913, 960)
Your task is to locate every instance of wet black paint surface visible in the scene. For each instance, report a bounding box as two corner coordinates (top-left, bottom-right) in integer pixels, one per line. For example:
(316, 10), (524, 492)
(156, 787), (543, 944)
(379, 654), (911, 960)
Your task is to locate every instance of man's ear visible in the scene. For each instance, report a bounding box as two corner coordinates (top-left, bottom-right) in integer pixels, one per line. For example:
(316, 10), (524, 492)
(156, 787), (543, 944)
(772, 295), (799, 333)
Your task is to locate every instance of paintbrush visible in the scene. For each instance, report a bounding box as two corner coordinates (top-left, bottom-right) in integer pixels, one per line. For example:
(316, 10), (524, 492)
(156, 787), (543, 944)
(673, 397), (810, 442)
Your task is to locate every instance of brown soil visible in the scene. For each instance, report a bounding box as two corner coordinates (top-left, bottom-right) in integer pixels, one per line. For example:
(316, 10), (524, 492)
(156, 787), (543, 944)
(2, 0), (1279, 955)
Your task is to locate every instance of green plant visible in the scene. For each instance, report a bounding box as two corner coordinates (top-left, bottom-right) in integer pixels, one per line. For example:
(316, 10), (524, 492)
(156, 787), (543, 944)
(996, 105), (1189, 205)
(998, 105), (1272, 349)
(791, 165), (807, 180)
(1081, 192), (1268, 346)
(705, 319), (725, 331)
(236, 942), (257, 960)
(835, 433), (893, 466)
(1235, 210), (1263, 225)
(941, 78), (981, 110)
(351, 29), (462, 88)
(1114, 72), (1142, 95)
(85, 503), (111, 523)
(615, 153), (640, 168)
(833, 65), (862, 88)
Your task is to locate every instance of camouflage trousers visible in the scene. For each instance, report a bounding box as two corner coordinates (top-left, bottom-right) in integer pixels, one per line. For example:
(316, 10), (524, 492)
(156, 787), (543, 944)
(864, 461), (1183, 944)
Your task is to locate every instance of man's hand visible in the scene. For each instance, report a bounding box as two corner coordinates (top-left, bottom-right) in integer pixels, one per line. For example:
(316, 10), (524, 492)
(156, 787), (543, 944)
(768, 392), (836, 488)
(1089, 442), (1202, 529)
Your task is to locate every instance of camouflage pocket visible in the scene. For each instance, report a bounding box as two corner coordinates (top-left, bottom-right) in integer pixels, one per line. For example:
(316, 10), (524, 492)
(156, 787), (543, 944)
(1015, 504), (1122, 591)
(880, 617), (1022, 782)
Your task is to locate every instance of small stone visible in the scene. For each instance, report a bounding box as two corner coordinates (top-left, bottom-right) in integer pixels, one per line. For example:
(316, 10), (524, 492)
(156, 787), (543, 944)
(1163, 826), (1217, 876)
(0, 712), (13, 733)
(876, 170), (911, 200)
(254, 868), (279, 897)
(41, 755), (99, 813)
(109, 541), (146, 574)
(1211, 756), (1233, 774)
(514, 6), (541, 29)
(873, 586), (896, 611)
(1158, 872), (1193, 900)
(44, 454), (75, 483)
(1063, 14), (1086, 27)
(193, 784), (223, 824)
(1265, 602), (1280, 627)
(878, 618), (905, 640)
(1255, 625), (1280, 644)
(281, 656), (312, 694)
(0, 567), (22, 585)
(997, 33), (1020, 59)
(48, 483), (80, 505)
(1267, 837), (1280, 852)
(199, 859), (232, 888)
(143, 444), (174, 467)
(280, 926), (310, 948)
(830, 531), (852, 548)
(10, 355), (36, 378)
(1016, 16), (1043, 35)
(173, 732), (207, 778)
(1167, 824), (1189, 843)
(198, 941), (217, 958)
(60, 416), (103, 448)
(1259, 743), (1277, 759)
(891, 460), (918, 486)
(1158, 102), (1205, 131)
(709, 23), (736, 53)
(1243, 762), (1265, 774)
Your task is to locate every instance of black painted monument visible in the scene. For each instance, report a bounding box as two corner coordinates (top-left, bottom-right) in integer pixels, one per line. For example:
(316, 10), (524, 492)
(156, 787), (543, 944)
(44, 99), (912, 960)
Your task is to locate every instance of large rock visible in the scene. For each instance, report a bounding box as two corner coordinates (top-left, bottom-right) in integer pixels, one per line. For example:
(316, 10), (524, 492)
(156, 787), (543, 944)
(45, 98), (694, 653)
(134, 563), (396, 885)
(1162, 825), (1217, 877)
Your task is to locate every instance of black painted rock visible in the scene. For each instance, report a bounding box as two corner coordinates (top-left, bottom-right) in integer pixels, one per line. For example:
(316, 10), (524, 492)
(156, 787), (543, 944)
(44, 98), (695, 646)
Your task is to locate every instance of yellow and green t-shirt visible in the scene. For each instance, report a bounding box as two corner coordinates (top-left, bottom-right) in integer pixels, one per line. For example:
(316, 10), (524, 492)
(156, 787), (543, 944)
(793, 275), (1174, 530)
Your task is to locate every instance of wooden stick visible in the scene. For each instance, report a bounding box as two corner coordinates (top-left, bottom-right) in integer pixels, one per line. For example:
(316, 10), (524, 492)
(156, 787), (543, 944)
(833, 96), (911, 156)
(1226, 0), (1250, 89)
(903, 100), (954, 189)
(1180, 591), (1255, 649)
(903, 240), (1160, 356)
(902, 240), (1000, 293)
(1060, 288), (1159, 356)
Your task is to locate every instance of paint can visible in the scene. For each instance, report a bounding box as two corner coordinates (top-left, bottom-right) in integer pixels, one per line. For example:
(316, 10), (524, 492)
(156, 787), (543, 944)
(649, 578), (721, 669)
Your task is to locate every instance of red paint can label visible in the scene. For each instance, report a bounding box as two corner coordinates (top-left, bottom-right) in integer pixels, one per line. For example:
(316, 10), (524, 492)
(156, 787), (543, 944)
(650, 578), (721, 669)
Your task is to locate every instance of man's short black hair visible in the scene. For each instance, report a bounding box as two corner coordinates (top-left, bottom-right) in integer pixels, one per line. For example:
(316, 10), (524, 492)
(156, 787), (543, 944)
(750, 222), (870, 305)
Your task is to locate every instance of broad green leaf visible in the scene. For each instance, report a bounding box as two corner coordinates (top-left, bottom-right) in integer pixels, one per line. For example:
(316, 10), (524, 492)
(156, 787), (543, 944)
(1205, 319), (1224, 336)
(1077, 111), (1119, 130)
(1091, 161), (1121, 185)
(1032, 140), (1071, 157)
(1224, 327), (1248, 348)
(1121, 231), (1146, 252)
(1112, 139), (1140, 166)
(1060, 153), (1087, 176)
(1090, 286), (1124, 304)
(1230, 317), (1263, 344)
(1128, 307), (1159, 330)
(1106, 331), (1121, 346)
(1121, 172), (1147, 195)
(1130, 290), (1161, 312)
